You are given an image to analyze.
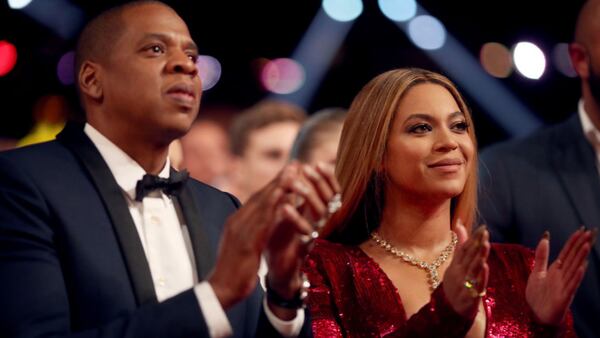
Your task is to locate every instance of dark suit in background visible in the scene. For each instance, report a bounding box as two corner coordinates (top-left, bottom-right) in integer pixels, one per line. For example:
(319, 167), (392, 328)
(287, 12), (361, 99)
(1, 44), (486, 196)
(479, 113), (600, 338)
(0, 124), (309, 337)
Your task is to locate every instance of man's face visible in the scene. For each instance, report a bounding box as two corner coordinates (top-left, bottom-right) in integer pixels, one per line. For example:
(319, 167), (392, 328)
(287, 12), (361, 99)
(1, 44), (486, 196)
(99, 3), (202, 143)
(237, 121), (300, 197)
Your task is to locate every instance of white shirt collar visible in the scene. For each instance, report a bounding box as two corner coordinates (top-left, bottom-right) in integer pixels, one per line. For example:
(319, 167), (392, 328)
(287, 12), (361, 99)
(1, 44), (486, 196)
(83, 123), (171, 200)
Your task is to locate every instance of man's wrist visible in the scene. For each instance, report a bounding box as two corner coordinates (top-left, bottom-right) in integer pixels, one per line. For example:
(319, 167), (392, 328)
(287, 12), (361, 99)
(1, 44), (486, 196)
(265, 274), (309, 309)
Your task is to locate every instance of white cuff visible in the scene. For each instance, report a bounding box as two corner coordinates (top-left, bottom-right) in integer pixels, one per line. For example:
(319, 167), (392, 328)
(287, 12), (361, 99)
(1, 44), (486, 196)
(263, 297), (305, 337)
(194, 282), (233, 338)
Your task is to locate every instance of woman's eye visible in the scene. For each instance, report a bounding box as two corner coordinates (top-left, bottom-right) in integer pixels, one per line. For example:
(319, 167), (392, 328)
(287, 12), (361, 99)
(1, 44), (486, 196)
(452, 121), (469, 132)
(408, 124), (432, 134)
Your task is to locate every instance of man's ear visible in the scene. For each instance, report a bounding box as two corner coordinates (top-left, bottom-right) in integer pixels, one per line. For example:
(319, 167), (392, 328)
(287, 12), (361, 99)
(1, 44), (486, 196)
(78, 60), (103, 100)
(569, 42), (589, 79)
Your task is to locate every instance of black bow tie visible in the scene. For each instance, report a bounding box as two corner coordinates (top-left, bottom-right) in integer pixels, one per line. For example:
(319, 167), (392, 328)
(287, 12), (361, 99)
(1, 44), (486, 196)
(135, 170), (189, 201)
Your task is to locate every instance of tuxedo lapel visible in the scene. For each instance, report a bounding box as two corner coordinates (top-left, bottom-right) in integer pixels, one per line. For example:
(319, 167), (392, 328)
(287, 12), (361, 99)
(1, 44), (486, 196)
(551, 115), (600, 261)
(57, 123), (157, 305)
(174, 175), (215, 281)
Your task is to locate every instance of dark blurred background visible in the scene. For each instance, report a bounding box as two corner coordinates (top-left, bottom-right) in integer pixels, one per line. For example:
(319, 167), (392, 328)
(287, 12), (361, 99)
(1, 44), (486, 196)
(0, 0), (585, 148)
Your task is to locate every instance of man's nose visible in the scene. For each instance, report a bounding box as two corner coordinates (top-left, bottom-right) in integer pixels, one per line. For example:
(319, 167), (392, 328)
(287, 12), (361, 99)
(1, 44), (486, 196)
(167, 51), (198, 76)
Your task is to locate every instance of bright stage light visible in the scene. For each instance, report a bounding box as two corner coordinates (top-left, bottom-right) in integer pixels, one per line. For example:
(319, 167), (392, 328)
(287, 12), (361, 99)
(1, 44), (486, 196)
(57, 51), (75, 85)
(378, 0), (417, 22)
(8, 0), (33, 9)
(513, 42), (546, 80)
(261, 58), (306, 94)
(0, 41), (18, 77)
(480, 42), (512, 78)
(196, 55), (222, 91)
(322, 0), (363, 22)
(407, 15), (446, 50)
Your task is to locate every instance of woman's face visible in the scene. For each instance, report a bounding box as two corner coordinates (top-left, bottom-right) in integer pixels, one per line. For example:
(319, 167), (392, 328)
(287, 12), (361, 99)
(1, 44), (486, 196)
(383, 83), (474, 201)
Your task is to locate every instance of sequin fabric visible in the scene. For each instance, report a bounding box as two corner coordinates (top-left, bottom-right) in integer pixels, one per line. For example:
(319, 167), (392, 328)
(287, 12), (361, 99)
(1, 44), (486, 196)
(303, 239), (576, 337)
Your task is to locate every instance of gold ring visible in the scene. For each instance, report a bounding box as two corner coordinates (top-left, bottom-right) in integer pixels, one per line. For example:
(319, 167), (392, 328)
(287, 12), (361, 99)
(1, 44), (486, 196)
(464, 279), (485, 298)
(464, 278), (477, 289)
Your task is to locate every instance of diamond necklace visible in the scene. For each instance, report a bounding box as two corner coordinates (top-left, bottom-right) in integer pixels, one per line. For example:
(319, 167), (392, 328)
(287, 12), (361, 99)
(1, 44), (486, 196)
(370, 231), (457, 291)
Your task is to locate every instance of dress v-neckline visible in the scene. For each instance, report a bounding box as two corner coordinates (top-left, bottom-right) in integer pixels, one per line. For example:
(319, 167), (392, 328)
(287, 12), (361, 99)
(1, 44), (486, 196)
(353, 245), (410, 321)
(352, 245), (490, 337)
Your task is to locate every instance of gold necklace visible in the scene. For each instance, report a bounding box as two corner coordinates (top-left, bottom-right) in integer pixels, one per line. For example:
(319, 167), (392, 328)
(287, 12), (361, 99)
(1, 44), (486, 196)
(370, 231), (457, 291)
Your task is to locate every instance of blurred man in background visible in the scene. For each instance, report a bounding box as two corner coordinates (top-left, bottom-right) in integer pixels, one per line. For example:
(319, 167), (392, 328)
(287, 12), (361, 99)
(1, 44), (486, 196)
(223, 99), (306, 203)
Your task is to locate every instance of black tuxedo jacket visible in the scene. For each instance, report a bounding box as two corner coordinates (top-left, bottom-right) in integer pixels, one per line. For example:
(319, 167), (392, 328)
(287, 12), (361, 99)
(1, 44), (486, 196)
(479, 113), (600, 338)
(0, 123), (311, 338)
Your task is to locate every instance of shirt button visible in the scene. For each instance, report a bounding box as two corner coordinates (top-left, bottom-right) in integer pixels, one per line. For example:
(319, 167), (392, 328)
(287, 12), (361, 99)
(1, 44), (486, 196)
(157, 277), (166, 286)
(149, 215), (161, 225)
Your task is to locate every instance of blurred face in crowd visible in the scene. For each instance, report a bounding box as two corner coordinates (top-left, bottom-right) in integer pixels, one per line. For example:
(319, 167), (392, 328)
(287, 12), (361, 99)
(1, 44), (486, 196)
(306, 127), (342, 167)
(234, 121), (300, 199)
(181, 121), (231, 185)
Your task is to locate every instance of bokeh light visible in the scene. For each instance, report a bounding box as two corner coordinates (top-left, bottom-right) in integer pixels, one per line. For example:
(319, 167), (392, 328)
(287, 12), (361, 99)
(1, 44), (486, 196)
(378, 0), (417, 22)
(553, 43), (577, 78)
(0, 41), (18, 77)
(513, 42), (546, 80)
(407, 15), (446, 50)
(7, 0), (33, 9)
(57, 51), (75, 85)
(480, 42), (513, 78)
(261, 58), (306, 94)
(322, 0), (363, 22)
(196, 55), (222, 91)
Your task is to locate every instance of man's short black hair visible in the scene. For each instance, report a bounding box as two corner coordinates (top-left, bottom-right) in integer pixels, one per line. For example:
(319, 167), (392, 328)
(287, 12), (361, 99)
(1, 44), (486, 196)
(74, 1), (167, 92)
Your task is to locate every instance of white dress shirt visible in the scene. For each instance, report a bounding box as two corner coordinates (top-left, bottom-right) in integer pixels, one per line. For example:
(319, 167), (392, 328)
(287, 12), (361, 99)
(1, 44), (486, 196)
(578, 100), (600, 177)
(84, 124), (303, 338)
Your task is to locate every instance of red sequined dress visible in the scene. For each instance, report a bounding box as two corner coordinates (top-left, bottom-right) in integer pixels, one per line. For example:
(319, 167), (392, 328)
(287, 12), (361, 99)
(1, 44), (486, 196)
(303, 239), (576, 337)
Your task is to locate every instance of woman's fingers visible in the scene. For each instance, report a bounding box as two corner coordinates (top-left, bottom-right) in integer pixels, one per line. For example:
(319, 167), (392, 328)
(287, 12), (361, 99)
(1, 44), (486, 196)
(565, 262), (588, 296)
(563, 230), (593, 265)
(478, 261), (490, 294)
(458, 226), (486, 267)
(556, 227), (584, 265)
(463, 230), (490, 289)
(563, 240), (591, 279)
(533, 231), (550, 274)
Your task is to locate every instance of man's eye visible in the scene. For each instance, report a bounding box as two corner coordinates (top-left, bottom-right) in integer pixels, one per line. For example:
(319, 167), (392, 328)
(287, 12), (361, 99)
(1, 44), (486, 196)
(148, 45), (164, 54)
(188, 54), (198, 63)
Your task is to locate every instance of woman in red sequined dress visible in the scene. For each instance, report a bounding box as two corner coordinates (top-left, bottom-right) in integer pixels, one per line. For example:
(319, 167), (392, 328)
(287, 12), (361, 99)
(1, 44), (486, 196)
(303, 68), (595, 337)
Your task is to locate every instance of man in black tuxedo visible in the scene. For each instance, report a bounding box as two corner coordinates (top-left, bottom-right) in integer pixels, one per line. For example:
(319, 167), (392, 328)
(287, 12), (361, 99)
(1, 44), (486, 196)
(479, 1), (600, 337)
(0, 1), (339, 337)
